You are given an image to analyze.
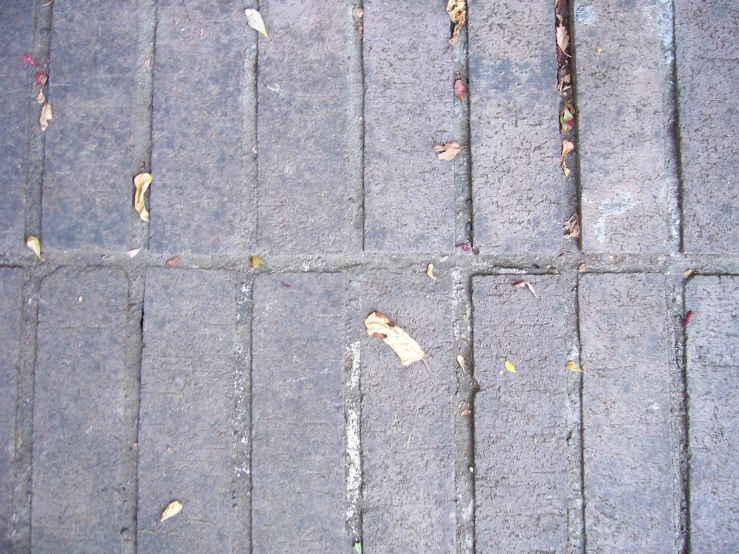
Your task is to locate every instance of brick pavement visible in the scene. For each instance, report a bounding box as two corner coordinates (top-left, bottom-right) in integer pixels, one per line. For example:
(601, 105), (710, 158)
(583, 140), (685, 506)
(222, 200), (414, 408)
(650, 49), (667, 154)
(1, 1), (738, 553)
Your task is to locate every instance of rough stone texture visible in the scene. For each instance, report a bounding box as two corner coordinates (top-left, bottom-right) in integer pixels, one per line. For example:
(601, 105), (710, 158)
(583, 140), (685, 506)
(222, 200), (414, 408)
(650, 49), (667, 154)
(677, 1), (739, 253)
(138, 269), (239, 552)
(0, 269), (21, 551)
(251, 274), (346, 552)
(31, 268), (128, 552)
(579, 274), (673, 552)
(361, 269), (455, 552)
(686, 277), (739, 551)
(42, 0), (136, 250)
(576, 0), (672, 253)
(257, 1), (352, 253)
(472, 276), (567, 551)
(150, 1), (247, 254)
(469, 0), (563, 254)
(0, 5), (32, 252)
(363, 0), (454, 252)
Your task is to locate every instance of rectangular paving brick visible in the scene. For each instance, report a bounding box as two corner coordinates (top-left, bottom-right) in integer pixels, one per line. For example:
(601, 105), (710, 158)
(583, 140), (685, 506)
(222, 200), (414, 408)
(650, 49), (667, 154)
(363, 0), (454, 252)
(686, 276), (739, 551)
(150, 1), (248, 254)
(361, 270), (455, 552)
(579, 274), (673, 552)
(42, 0), (137, 249)
(469, 0), (563, 254)
(0, 5), (33, 251)
(257, 1), (352, 253)
(138, 268), (240, 552)
(0, 269), (22, 550)
(677, 1), (739, 253)
(32, 268), (128, 552)
(576, 0), (673, 253)
(472, 276), (567, 551)
(251, 274), (346, 551)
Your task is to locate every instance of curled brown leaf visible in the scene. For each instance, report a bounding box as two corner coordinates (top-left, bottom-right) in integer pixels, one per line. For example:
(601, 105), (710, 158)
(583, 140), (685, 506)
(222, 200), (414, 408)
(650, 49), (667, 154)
(446, 0), (466, 46)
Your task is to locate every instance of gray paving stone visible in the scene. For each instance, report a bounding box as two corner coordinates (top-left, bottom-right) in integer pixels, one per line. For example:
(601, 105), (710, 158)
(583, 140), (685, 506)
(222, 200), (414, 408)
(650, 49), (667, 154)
(0, 269), (22, 550)
(361, 269), (455, 552)
(579, 274), (673, 552)
(251, 274), (346, 552)
(150, 1), (248, 254)
(138, 268), (240, 553)
(575, 0), (673, 253)
(686, 276), (739, 551)
(363, 0), (454, 252)
(0, 5), (33, 252)
(31, 268), (128, 552)
(42, 0), (137, 250)
(472, 276), (567, 551)
(257, 1), (352, 253)
(469, 0), (563, 254)
(676, 1), (739, 253)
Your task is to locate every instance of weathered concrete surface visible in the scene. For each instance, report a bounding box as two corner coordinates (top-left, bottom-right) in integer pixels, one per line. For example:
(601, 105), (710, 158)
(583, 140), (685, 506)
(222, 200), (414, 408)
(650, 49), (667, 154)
(363, 0), (454, 252)
(32, 268), (128, 552)
(686, 276), (739, 551)
(150, 1), (249, 255)
(677, 0), (739, 253)
(0, 269), (21, 551)
(580, 274), (673, 552)
(469, 0), (563, 254)
(575, 0), (674, 253)
(0, 5), (33, 252)
(257, 0), (352, 253)
(361, 269), (455, 553)
(473, 276), (567, 552)
(138, 269), (240, 552)
(251, 274), (347, 552)
(42, 0), (137, 250)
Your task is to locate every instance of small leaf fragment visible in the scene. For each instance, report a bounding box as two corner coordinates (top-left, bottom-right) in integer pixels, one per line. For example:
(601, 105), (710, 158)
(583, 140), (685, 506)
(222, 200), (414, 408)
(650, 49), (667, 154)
(35, 73), (48, 86)
(556, 24), (570, 56)
(561, 139), (574, 176)
(578, 263), (587, 273)
(133, 172), (152, 222)
(454, 78), (467, 103)
(456, 355), (465, 370)
(426, 263), (436, 280)
(683, 268), (695, 278)
(127, 248), (141, 258)
(39, 103), (52, 131)
(144, 55), (152, 69)
(446, 0), (466, 46)
(36, 89), (46, 104)
(353, 543), (362, 554)
(160, 500), (182, 522)
(251, 255), (264, 269)
(514, 280), (540, 299)
(504, 360), (516, 373)
(26, 235), (42, 259)
(683, 310), (694, 327)
(563, 213), (580, 240)
(566, 360), (584, 372)
(364, 312), (425, 367)
(245, 9), (269, 38)
(23, 53), (43, 68)
(460, 408), (471, 416)
(434, 142), (462, 161)
(165, 255), (180, 268)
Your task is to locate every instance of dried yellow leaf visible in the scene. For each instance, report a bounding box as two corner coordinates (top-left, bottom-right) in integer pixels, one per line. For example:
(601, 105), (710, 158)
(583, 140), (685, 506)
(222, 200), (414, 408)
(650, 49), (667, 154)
(560, 104), (575, 133)
(514, 280), (540, 299)
(133, 172), (152, 222)
(446, 0), (466, 46)
(127, 248), (141, 258)
(37, 89), (46, 104)
(251, 255), (264, 269)
(160, 500), (182, 522)
(556, 24), (570, 56)
(578, 263), (587, 273)
(433, 142), (462, 161)
(504, 360), (516, 373)
(683, 269), (695, 278)
(426, 263), (436, 280)
(245, 9), (268, 38)
(40, 103), (52, 131)
(456, 355), (465, 370)
(561, 140), (574, 176)
(26, 235), (42, 260)
(364, 312), (425, 367)
(566, 360), (584, 372)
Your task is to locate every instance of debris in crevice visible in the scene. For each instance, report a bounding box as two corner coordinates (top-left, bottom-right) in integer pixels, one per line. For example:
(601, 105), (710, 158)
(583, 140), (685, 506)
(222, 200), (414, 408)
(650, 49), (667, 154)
(446, 0), (466, 46)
